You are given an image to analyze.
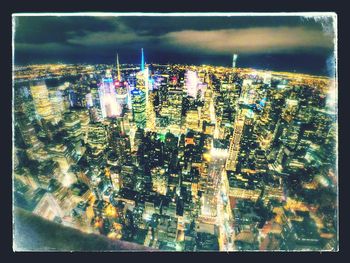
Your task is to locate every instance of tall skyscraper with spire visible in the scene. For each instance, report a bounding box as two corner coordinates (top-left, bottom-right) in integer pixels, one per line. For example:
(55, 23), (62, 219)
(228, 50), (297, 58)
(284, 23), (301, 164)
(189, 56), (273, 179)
(131, 89), (146, 129)
(114, 53), (129, 116)
(133, 48), (155, 131)
(136, 48), (149, 99)
(232, 54), (238, 69)
(141, 48), (145, 71)
(116, 53), (121, 81)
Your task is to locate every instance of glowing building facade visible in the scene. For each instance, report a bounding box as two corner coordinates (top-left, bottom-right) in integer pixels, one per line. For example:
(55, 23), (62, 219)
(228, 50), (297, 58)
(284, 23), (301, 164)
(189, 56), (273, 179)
(114, 53), (129, 115)
(86, 122), (108, 166)
(131, 89), (146, 129)
(186, 109), (201, 132)
(98, 70), (122, 118)
(115, 81), (128, 116)
(185, 70), (199, 98)
(160, 84), (183, 126)
(232, 54), (238, 69)
(48, 90), (65, 122)
(136, 68), (149, 95)
(134, 48), (156, 131)
(30, 81), (55, 123)
(185, 70), (206, 100)
(15, 112), (43, 151)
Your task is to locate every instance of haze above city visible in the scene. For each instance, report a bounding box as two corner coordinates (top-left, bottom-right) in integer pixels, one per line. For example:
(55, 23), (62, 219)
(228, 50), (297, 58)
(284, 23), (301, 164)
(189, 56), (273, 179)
(14, 15), (335, 76)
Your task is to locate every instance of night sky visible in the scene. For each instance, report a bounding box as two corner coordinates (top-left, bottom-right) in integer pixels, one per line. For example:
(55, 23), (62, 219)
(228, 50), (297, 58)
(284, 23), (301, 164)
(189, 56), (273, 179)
(13, 15), (336, 76)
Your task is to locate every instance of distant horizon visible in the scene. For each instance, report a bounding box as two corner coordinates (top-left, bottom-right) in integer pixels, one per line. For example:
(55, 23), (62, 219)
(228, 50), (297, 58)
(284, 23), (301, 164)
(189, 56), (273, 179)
(13, 60), (333, 78)
(13, 15), (336, 77)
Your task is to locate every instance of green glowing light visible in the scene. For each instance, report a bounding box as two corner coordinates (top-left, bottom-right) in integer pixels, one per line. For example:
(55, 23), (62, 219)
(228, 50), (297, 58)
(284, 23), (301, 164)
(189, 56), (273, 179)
(157, 133), (166, 142)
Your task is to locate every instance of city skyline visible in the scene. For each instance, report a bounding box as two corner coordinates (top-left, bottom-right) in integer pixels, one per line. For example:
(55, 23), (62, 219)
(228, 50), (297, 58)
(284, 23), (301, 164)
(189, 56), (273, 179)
(13, 14), (338, 252)
(14, 14), (336, 76)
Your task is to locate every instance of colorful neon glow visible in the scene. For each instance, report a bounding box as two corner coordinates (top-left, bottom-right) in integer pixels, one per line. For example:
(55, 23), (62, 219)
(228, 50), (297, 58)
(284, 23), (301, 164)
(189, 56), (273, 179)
(185, 70), (199, 98)
(141, 48), (145, 71)
(99, 78), (122, 118)
(260, 97), (267, 107)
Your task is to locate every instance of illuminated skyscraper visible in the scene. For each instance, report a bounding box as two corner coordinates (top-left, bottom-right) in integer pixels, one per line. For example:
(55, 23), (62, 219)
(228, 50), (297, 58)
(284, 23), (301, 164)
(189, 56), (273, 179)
(145, 91), (156, 131)
(109, 129), (131, 166)
(15, 112), (43, 151)
(116, 53), (121, 81)
(185, 70), (206, 100)
(87, 122), (108, 151)
(63, 111), (83, 156)
(30, 81), (55, 123)
(77, 110), (90, 143)
(160, 84), (183, 126)
(131, 89), (146, 129)
(98, 70), (122, 118)
(86, 122), (108, 166)
(141, 48), (145, 71)
(64, 111), (82, 139)
(185, 70), (199, 98)
(114, 54), (129, 116)
(232, 54), (238, 69)
(48, 90), (65, 122)
(133, 49), (148, 100)
(135, 48), (155, 131)
(186, 109), (201, 132)
(240, 79), (254, 105)
(115, 81), (128, 117)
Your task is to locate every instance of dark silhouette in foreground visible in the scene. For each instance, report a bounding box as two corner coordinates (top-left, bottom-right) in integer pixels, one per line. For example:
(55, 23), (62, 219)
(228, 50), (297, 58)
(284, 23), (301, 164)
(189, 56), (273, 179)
(13, 208), (155, 251)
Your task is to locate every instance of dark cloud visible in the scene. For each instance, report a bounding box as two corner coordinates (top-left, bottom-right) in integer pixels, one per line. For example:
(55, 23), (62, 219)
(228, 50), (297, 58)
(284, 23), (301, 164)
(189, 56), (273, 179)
(162, 26), (333, 54)
(14, 16), (117, 44)
(13, 15), (336, 75)
(117, 16), (328, 36)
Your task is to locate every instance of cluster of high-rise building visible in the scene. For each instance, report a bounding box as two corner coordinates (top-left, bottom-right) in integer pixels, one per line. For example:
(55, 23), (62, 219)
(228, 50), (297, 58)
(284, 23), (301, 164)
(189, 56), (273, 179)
(13, 50), (337, 251)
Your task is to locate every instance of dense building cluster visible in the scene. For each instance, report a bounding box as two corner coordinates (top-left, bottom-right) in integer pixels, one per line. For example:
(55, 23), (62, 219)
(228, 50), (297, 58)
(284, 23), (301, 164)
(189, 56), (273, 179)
(13, 51), (337, 251)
